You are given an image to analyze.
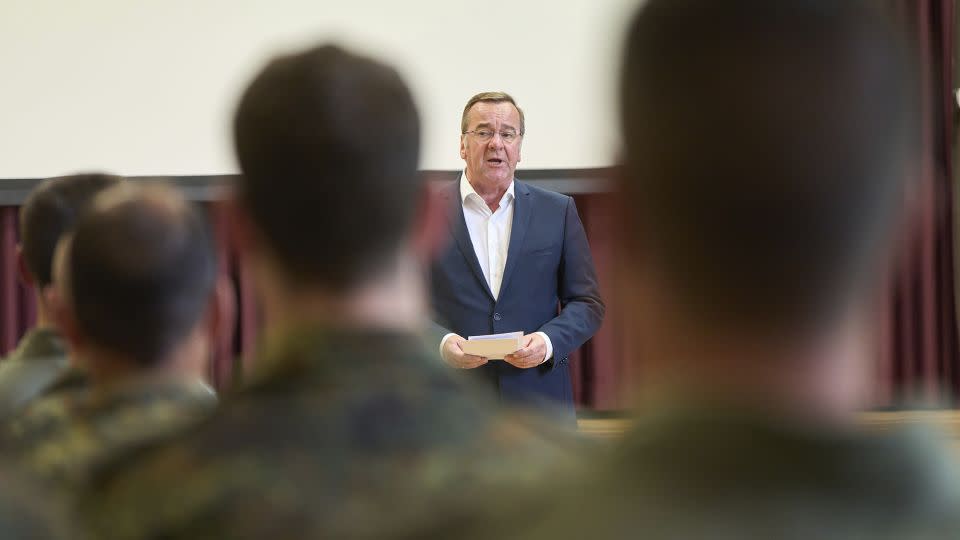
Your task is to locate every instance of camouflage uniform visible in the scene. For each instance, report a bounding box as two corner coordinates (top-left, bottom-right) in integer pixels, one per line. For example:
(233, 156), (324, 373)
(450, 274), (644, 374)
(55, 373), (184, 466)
(488, 405), (960, 540)
(78, 327), (578, 539)
(0, 328), (70, 419)
(0, 465), (75, 539)
(42, 366), (91, 397)
(3, 376), (216, 488)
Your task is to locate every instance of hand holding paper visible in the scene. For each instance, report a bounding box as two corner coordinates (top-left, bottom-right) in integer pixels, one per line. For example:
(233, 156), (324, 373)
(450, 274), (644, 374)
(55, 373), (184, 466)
(504, 333), (548, 369)
(441, 335), (489, 369)
(461, 332), (523, 360)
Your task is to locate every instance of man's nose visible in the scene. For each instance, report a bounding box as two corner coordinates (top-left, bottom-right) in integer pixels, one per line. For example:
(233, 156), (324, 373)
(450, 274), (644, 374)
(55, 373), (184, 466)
(486, 133), (505, 149)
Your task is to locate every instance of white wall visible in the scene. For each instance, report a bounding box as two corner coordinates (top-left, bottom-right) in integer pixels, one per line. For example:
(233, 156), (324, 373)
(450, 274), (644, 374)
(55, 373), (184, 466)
(0, 0), (641, 178)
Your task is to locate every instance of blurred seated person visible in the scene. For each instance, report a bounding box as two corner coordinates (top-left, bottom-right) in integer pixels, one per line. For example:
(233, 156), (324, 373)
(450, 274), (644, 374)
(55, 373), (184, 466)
(76, 44), (573, 540)
(3, 183), (223, 487)
(0, 173), (123, 418)
(464, 1), (960, 539)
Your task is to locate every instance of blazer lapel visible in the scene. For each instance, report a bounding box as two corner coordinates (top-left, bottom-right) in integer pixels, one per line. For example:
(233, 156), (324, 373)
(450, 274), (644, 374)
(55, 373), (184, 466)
(444, 176), (495, 300)
(498, 180), (532, 298)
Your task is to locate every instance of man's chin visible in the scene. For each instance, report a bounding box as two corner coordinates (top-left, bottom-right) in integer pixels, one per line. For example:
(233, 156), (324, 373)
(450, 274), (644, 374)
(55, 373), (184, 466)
(479, 168), (514, 185)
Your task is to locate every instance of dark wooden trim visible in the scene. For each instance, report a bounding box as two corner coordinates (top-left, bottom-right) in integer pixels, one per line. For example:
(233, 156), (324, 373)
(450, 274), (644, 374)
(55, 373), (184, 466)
(0, 168), (617, 205)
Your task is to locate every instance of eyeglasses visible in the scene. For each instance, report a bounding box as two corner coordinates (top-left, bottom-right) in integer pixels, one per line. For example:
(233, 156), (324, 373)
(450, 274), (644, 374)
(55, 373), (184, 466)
(462, 130), (522, 143)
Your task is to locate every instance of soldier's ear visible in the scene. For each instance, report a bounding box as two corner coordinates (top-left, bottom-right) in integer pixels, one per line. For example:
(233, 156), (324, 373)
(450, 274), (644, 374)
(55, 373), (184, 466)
(205, 273), (235, 352)
(222, 191), (271, 266)
(218, 191), (243, 251)
(410, 182), (448, 264)
(15, 245), (34, 288)
(48, 285), (83, 354)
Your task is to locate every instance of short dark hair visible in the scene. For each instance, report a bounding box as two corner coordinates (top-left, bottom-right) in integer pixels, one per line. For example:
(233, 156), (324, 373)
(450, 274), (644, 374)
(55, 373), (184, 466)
(620, 0), (916, 334)
(461, 91), (525, 134)
(233, 44), (421, 289)
(20, 173), (124, 287)
(66, 184), (216, 365)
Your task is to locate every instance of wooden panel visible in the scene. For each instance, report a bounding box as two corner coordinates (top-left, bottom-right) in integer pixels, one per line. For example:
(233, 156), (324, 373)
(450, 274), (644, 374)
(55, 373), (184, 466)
(578, 410), (960, 447)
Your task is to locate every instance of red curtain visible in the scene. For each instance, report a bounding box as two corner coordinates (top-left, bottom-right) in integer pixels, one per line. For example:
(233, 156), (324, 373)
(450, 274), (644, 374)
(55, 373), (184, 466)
(0, 194), (626, 405)
(201, 193), (627, 403)
(0, 208), (27, 353)
(1, 0), (957, 410)
(875, 0), (959, 407)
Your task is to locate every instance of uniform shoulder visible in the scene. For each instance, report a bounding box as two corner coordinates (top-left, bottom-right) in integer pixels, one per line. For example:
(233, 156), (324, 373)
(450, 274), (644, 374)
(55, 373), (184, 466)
(6, 392), (76, 441)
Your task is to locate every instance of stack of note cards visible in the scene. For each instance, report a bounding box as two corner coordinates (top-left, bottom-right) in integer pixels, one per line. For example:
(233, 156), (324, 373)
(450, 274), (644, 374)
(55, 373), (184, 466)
(461, 331), (523, 359)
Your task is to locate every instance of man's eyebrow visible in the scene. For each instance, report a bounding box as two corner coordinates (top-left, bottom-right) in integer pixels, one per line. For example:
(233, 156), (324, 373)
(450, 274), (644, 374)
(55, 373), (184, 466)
(469, 121), (519, 132)
(472, 122), (519, 132)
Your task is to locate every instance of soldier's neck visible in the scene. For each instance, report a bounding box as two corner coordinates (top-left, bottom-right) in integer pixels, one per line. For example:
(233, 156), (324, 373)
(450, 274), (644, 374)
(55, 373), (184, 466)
(628, 280), (872, 425)
(638, 325), (871, 426)
(82, 329), (210, 390)
(32, 289), (55, 330)
(260, 252), (427, 344)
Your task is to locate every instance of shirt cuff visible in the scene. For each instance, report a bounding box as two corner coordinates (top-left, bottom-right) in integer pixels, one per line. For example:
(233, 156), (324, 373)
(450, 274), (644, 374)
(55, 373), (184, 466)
(439, 333), (457, 361)
(535, 332), (553, 362)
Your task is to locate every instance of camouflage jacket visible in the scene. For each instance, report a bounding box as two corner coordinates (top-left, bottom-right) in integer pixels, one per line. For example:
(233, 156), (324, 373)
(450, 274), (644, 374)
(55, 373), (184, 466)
(0, 464), (75, 539)
(3, 375), (217, 488)
(78, 327), (578, 539)
(490, 405), (960, 540)
(0, 328), (70, 419)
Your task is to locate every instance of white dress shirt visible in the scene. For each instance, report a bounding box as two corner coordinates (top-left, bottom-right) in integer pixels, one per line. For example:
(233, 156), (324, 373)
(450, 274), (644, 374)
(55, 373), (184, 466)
(439, 173), (553, 363)
(461, 171), (515, 299)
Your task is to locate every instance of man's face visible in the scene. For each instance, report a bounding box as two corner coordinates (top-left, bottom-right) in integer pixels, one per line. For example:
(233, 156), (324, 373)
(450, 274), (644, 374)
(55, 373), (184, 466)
(460, 101), (523, 187)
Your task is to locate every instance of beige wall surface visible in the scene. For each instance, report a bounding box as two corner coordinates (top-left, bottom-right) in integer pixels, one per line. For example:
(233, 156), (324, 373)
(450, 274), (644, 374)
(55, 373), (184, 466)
(0, 0), (643, 178)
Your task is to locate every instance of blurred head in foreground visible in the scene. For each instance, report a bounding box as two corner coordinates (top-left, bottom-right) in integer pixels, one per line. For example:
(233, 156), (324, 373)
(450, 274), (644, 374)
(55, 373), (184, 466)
(619, 0), (916, 417)
(18, 173), (124, 330)
(0, 173), (124, 419)
(231, 44), (441, 332)
(53, 183), (220, 384)
(69, 44), (568, 540)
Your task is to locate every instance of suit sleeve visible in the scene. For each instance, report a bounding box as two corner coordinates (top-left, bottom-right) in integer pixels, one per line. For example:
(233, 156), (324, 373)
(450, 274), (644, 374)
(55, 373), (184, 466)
(536, 197), (605, 370)
(425, 319), (454, 356)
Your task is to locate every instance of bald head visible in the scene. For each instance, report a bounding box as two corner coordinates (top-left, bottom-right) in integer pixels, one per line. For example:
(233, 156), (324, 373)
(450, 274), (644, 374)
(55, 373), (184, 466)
(62, 184), (216, 365)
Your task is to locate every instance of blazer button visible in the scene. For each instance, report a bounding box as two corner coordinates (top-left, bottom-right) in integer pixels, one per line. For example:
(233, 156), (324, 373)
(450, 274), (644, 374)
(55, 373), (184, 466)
(493, 313), (502, 321)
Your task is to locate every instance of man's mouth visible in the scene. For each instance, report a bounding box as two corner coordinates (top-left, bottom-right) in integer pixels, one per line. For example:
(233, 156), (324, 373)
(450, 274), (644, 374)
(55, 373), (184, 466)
(486, 158), (504, 165)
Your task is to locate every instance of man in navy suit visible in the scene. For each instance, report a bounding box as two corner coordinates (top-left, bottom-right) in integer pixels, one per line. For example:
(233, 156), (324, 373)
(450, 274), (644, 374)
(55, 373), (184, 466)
(430, 91), (604, 424)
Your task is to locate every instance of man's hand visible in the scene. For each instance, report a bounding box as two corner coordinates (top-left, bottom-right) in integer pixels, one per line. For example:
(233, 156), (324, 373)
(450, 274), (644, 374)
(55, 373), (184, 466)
(441, 335), (489, 369)
(504, 333), (547, 369)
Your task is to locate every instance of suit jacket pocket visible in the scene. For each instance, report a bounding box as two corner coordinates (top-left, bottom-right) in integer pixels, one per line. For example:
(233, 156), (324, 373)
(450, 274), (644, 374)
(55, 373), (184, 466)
(527, 247), (555, 257)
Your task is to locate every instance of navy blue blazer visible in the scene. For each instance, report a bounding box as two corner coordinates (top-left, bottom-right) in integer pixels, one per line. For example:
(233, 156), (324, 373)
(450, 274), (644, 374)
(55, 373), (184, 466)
(429, 178), (605, 423)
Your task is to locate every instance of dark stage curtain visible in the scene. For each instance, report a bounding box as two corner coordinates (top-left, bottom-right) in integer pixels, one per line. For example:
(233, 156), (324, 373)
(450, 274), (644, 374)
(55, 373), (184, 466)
(1, 0), (957, 410)
(876, 0), (959, 406)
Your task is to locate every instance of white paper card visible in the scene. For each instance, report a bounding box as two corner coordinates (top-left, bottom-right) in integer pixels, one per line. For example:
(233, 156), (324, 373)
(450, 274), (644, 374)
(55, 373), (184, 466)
(467, 331), (524, 341)
(462, 332), (523, 359)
